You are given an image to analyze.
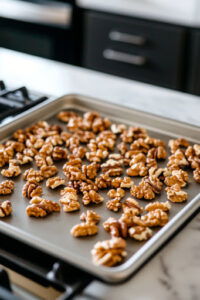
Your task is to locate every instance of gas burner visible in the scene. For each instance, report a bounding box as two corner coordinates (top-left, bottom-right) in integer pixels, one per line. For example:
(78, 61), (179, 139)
(0, 80), (48, 123)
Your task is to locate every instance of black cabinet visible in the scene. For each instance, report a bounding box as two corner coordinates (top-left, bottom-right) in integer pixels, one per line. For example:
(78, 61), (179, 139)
(187, 30), (200, 95)
(83, 12), (186, 90)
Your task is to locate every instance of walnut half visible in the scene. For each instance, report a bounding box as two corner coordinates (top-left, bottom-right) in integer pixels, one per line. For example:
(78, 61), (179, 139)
(0, 180), (14, 195)
(0, 201), (12, 217)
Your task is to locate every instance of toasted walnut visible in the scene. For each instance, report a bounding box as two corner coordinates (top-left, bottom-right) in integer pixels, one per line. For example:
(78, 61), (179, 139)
(67, 116), (83, 132)
(13, 129), (26, 142)
(71, 223), (98, 237)
(66, 180), (82, 192)
(15, 153), (33, 165)
(63, 166), (85, 181)
(0, 201), (12, 217)
(82, 163), (100, 179)
(72, 146), (86, 159)
(167, 149), (189, 168)
(126, 162), (148, 177)
(103, 217), (128, 238)
(52, 146), (68, 161)
(111, 177), (122, 188)
(57, 111), (78, 122)
(59, 187), (80, 212)
(129, 226), (153, 241)
(64, 158), (82, 168)
(165, 184), (188, 203)
(144, 137), (165, 148)
(117, 142), (128, 155)
(6, 141), (25, 153)
(23, 168), (44, 183)
(86, 149), (109, 163)
(95, 173), (111, 189)
(193, 168), (200, 183)
(92, 117), (111, 133)
(107, 188), (125, 200)
(130, 138), (149, 153)
(111, 124), (126, 134)
(147, 146), (167, 160)
(120, 211), (145, 227)
(60, 131), (72, 142)
(141, 209), (169, 227)
(80, 210), (101, 224)
(0, 180), (14, 195)
(101, 159), (123, 176)
(40, 165), (58, 178)
(45, 135), (63, 146)
(106, 198), (122, 212)
(129, 153), (146, 165)
(168, 138), (190, 154)
(91, 237), (127, 267)
(39, 143), (53, 156)
(22, 182), (42, 199)
(35, 154), (53, 167)
(23, 147), (38, 158)
(185, 145), (200, 169)
(80, 180), (98, 192)
(164, 168), (189, 187)
(26, 136), (44, 149)
(122, 198), (143, 215)
(75, 130), (95, 144)
(0, 149), (9, 167)
(46, 176), (65, 189)
(26, 197), (60, 217)
(1, 163), (21, 178)
(82, 190), (104, 205)
(145, 201), (171, 212)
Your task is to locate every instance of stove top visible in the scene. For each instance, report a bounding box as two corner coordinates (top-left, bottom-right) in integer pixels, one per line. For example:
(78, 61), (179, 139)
(0, 80), (48, 125)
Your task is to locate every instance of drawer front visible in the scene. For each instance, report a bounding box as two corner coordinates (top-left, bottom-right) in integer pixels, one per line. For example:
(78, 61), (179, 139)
(83, 12), (185, 89)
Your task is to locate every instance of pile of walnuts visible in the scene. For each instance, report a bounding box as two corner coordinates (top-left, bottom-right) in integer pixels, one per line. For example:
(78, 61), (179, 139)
(0, 110), (199, 268)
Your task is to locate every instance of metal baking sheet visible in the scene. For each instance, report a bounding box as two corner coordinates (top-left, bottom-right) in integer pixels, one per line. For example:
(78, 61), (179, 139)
(0, 94), (200, 283)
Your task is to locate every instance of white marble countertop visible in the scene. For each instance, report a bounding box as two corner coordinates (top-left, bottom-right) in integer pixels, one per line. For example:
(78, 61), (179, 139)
(0, 48), (199, 299)
(77, 0), (200, 28)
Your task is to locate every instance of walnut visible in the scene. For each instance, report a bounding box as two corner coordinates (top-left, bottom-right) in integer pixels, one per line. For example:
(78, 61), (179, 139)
(82, 163), (100, 179)
(168, 138), (189, 154)
(59, 187), (80, 212)
(52, 146), (68, 161)
(35, 154), (53, 167)
(22, 182), (42, 199)
(39, 143), (53, 156)
(26, 136), (44, 149)
(46, 176), (65, 189)
(0, 180), (14, 195)
(86, 149), (109, 163)
(122, 198), (143, 215)
(4, 145), (14, 159)
(126, 162), (148, 177)
(92, 117), (111, 133)
(23, 168), (44, 183)
(101, 159), (123, 176)
(40, 165), (58, 178)
(103, 217), (128, 238)
(107, 188), (125, 200)
(130, 138), (149, 153)
(120, 211), (145, 227)
(167, 149), (189, 168)
(91, 237), (127, 267)
(13, 129), (26, 142)
(106, 198), (122, 212)
(129, 226), (153, 241)
(82, 190), (104, 205)
(6, 141), (25, 153)
(111, 124), (126, 134)
(26, 197), (60, 217)
(23, 147), (38, 157)
(129, 153), (146, 165)
(71, 146), (86, 159)
(67, 180), (82, 193)
(141, 209), (169, 227)
(144, 137), (165, 148)
(95, 173), (111, 189)
(145, 201), (171, 212)
(80, 180), (98, 192)
(1, 163), (21, 178)
(16, 153), (33, 165)
(0, 149), (9, 167)
(164, 169), (189, 187)
(193, 168), (200, 183)
(165, 184), (188, 203)
(67, 116), (83, 132)
(64, 158), (82, 168)
(117, 142), (128, 155)
(120, 127), (147, 143)
(75, 130), (95, 143)
(185, 145), (200, 169)
(66, 136), (80, 150)
(80, 210), (101, 224)
(57, 111), (78, 122)
(111, 177), (122, 188)
(71, 223), (98, 237)
(63, 166), (85, 181)
(0, 201), (12, 217)
(60, 131), (72, 142)
(45, 135), (63, 146)
(147, 146), (167, 160)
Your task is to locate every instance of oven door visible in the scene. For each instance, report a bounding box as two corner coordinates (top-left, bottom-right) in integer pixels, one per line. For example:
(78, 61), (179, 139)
(0, 0), (73, 63)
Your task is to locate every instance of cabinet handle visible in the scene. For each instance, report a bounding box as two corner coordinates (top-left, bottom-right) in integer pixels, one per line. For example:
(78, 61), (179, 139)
(103, 49), (146, 66)
(109, 31), (146, 46)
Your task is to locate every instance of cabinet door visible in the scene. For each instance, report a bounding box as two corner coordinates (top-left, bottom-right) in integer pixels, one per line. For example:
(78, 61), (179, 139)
(187, 31), (200, 95)
(83, 12), (186, 90)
